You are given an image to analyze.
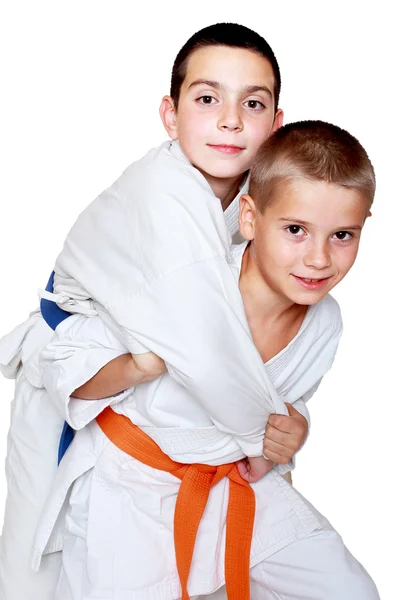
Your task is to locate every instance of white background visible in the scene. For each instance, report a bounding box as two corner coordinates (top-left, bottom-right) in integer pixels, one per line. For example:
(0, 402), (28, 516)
(0, 1), (398, 598)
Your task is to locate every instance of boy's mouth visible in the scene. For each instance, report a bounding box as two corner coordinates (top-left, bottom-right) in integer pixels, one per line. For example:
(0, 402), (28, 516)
(291, 274), (332, 290)
(208, 144), (244, 155)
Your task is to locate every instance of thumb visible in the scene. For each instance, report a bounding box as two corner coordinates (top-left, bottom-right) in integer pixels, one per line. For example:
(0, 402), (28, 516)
(237, 460), (250, 482)
(285, 402), (298, 416)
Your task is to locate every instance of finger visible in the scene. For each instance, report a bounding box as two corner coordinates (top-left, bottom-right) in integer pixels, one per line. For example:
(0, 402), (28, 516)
(246, 472), (263, 483)
(247, 465), (273, 484)
(265, 424), (294, 447)
(267, 414), (293, 433)
(285, 402), (300, 416)
(236, 460), (250, 481)
(263, 438), (293, 464)
(262, 447), (291, 464)
(285, 404), (308, 431)
(266, 416), (306, 440)
(264, 436), (292, 455)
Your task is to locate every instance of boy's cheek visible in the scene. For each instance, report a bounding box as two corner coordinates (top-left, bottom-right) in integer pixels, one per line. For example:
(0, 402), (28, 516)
(332, 251), (360, 288)
(343, 245), (361, 276)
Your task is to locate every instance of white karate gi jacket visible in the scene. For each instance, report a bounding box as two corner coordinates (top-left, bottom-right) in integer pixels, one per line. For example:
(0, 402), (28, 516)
(32, 244), (343, 599)
(48, 140), (290, 458)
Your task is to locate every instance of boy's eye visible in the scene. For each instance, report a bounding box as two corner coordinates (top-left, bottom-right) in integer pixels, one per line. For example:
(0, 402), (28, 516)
(243, 99), (265, 110)
(286, 225), (304, 237)
(196, 95), (217, 105)
(333, 231), (353, 241)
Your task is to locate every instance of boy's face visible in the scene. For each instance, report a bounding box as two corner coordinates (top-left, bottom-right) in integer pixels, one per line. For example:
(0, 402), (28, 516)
(160, 46), (282, 187)
(240, 179), (370, 306)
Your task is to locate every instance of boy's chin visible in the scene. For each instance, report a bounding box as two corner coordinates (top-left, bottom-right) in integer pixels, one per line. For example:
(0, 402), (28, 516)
(202, 165), (248, 182)
(292, 292), (327, 306)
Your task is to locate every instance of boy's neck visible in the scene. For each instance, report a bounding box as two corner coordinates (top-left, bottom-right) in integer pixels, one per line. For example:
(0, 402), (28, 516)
(239, 245), (308, 361)
(205, 173), (245, 211)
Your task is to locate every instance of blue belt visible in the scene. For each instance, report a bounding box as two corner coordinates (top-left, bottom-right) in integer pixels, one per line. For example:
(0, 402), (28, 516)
(40, 271), (74, 464)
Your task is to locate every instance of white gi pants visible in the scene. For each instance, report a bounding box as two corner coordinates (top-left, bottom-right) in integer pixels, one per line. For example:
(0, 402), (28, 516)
(197, 529), (380, 600)
(0, 372), (63, 600)
(55, 509), (379, 600)
(47, 432), (380, 600)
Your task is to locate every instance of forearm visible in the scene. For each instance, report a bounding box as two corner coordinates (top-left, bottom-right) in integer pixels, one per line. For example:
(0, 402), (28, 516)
(39, 314), (136, 428)
(73, 351), (166, 399)
(72, 353), (140, 399)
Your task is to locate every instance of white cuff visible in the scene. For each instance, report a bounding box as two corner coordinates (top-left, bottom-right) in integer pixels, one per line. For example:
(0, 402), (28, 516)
(41, 345), (129, 428)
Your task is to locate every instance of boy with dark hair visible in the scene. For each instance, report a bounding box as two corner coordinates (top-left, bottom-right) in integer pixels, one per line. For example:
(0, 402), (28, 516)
(0, 22), (287, 600)
(40, 21), (287, 478)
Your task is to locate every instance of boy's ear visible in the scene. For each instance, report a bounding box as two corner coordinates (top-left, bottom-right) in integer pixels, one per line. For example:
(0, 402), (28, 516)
(271, 108), (284, 134)
(239, 194), (258, 241)
(159, 96), (178, 139)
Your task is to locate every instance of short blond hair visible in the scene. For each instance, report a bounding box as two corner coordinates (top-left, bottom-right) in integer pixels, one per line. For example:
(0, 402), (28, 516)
(249, 120), (375, 212)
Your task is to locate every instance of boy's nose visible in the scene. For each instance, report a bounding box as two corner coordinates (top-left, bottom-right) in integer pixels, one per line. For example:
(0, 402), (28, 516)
(303, 243), (332, 269)
(217, 105), (243, 132)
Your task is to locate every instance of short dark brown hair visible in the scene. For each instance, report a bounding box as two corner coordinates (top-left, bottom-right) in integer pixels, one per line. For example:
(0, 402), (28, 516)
(170, 23), (281, 111)
(249, 120), (376, 212)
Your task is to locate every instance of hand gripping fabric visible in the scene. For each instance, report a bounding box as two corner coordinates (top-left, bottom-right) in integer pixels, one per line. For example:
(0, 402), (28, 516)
(40, 271), (75, 464)
(96, 406), (256, 600)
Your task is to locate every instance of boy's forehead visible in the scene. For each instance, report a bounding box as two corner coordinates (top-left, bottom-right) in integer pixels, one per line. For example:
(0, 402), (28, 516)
(181, 46), (275, 97)
(266, 180), (369, 223)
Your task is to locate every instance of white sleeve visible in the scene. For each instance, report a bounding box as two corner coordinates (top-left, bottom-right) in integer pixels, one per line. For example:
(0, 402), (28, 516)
(52, 177), (287, 457)
(0, 311), (44, 380)
(39, 313), (134, 429)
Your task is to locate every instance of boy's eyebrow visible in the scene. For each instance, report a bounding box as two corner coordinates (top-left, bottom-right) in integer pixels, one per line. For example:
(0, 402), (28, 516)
(187, 79), (220, 90)
(243, 85), (273, 100)
(279, 217), (362, 230)
(187, 79), (273, 100)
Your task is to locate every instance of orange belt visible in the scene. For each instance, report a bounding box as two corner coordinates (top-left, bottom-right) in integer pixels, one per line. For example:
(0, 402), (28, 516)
(96, 407), (255, 600)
